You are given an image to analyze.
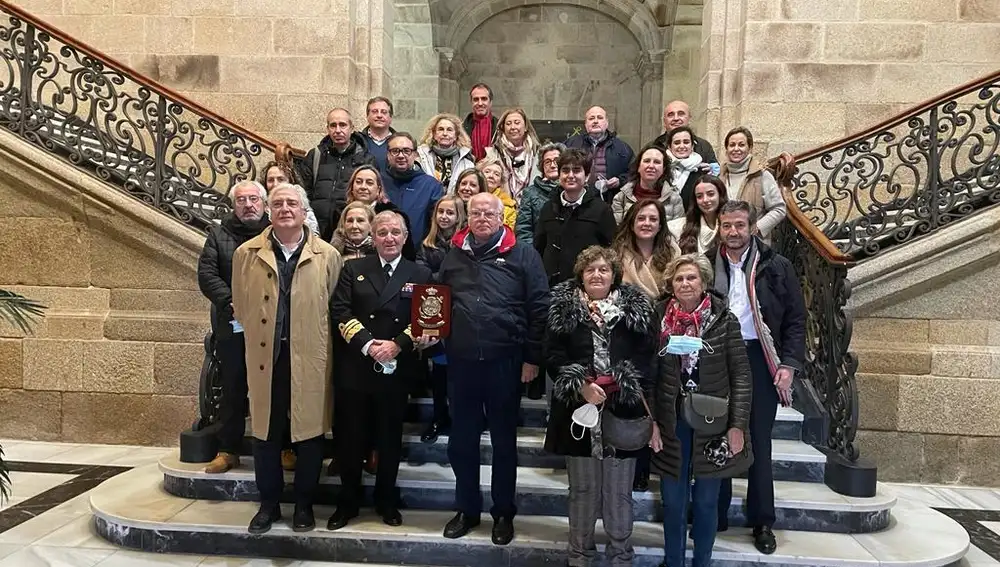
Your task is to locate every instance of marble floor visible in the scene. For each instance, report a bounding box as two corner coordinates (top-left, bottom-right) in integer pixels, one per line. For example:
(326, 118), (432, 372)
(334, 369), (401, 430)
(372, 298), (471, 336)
(1, 439), (999, 566)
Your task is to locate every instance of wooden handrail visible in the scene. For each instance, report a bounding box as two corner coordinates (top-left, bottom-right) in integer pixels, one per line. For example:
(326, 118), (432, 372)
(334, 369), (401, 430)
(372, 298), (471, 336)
(795, 68), (1000, 162)
(0, 0), (279, 153)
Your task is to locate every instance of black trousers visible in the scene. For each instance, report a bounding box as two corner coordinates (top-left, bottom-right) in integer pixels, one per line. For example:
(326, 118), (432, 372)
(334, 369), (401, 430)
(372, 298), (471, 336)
(718, 340), (778, 527)
(448, 356), (521, 520)
(253, 340), (324, 507)
(429, 360), (450, 425)
(335, 386), (409, 511)
(216, 332), (248, 455)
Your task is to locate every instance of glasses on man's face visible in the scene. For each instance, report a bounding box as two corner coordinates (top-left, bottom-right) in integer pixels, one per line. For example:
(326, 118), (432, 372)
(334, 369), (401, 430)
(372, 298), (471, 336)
(270, 199), (300, 211)
(388, 148), (414, 156)
(469, 210), (499, 220)
(235, 195), (261, 205)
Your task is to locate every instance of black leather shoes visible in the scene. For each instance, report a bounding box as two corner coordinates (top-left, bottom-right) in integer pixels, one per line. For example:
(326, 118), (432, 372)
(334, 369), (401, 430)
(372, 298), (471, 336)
(292, 505), (315, 532)
(632, 475), (649, 492)
(491, 516), (514, 545)
(326, 507), (358, 531)
(753, 526), (777, 554)
(443, 512), (480, 539)
(421, 422), (447, 443)
(247, 504), (281, 534)
(377, 506), (403, 526)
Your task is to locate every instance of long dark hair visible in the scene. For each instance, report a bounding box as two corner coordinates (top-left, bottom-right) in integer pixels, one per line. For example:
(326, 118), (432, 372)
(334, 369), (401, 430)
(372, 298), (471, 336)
(678, 175), (728, 254)
(627, 143), (672, 188)
(613, 198), (677, 275)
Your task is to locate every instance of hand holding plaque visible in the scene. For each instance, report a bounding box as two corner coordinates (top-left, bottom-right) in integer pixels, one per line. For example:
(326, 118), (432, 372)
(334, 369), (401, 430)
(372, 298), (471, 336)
(411, 284), (451, 338)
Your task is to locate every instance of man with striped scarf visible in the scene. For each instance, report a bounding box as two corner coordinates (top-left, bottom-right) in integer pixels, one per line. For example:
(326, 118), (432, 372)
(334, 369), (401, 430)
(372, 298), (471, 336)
(712, 200), (805, 555)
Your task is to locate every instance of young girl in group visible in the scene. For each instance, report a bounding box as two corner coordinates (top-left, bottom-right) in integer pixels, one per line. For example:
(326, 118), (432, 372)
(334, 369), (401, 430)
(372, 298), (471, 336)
(415, 196), (468, 443)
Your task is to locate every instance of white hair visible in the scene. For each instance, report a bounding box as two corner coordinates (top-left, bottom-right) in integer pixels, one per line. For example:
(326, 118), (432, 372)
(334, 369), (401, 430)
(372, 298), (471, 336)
(372, 210), (408, 235)
(469, 192), (504, 214)
(228, 180), (267, 202)
(268, 183), (310, 212)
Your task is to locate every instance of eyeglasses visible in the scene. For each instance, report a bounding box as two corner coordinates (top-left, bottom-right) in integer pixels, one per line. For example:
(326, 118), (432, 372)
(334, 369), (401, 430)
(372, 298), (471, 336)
(234, 195), (261, 205)
(388, 148), (414, 156)
(542, 158), (559, 166)
(469, 210), (500, 219)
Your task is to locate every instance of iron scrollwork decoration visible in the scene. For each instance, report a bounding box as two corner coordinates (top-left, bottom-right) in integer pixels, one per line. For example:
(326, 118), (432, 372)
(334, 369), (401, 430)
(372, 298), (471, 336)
(789, 73), (1000, 261)
(772, 221), (860, 462)
(0, 9), (270, 233)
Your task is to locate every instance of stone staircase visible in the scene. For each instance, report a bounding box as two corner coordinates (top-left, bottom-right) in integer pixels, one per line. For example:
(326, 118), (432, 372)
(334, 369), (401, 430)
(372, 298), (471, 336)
(88, 396), (971, 566)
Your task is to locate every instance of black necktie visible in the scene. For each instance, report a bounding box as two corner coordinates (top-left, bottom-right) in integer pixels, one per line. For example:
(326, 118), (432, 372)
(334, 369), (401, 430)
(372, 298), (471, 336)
(383, 263), (392, 279)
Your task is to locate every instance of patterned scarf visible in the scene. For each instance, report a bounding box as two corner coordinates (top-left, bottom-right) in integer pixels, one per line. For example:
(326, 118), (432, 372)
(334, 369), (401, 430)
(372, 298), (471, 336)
(662, 294), (712, 375)
(497, 134), (537, 203)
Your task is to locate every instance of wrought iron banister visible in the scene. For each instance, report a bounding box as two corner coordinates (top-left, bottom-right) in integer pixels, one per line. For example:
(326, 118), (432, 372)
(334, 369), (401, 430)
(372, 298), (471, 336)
(0, 0), (282, 232)
(789, 69), (1000, 261)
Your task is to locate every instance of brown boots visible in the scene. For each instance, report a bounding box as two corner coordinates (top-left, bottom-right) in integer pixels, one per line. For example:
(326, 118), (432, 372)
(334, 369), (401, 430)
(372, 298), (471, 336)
(204, 452), (240, 474)
(281, 449), (297, 471)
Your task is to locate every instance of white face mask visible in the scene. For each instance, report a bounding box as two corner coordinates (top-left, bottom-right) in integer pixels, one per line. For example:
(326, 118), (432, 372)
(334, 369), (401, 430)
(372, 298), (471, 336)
(570, 403), (601, 441)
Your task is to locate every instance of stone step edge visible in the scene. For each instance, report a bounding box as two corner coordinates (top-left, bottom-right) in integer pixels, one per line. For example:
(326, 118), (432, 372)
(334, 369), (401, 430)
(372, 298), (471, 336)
(159, 455), (891, 513)
(852, 340), (1000, 354)
(90, 466), (969, 567)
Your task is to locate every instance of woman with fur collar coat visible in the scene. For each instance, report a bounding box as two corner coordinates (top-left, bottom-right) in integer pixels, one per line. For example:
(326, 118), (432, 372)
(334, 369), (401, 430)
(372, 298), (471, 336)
(543, 246), (659, 567)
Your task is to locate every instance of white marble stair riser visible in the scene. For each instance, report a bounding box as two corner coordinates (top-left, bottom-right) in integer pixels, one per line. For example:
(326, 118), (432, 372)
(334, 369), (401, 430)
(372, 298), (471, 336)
(158, 454), (891, 533)
(90, 464), (970, 567)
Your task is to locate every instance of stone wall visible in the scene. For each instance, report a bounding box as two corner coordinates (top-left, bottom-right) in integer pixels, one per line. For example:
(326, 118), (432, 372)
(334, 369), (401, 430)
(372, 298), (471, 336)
(456, 5), (644, 149)
(0, 128), (208, 446)
(10, 0), (394, 153)
(699, 0), (1000, 156)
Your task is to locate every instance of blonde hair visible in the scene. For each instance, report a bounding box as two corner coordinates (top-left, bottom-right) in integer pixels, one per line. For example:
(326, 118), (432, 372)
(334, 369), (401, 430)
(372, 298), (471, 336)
(422, 196), (467, 249)
(493, 107), (539, 148)
(345, 165), (385, 204)
(662, 253), (714, 295)
(419, 113), (471, 148)
(476, 156), (507, 190)
(331, 201), (375, 246)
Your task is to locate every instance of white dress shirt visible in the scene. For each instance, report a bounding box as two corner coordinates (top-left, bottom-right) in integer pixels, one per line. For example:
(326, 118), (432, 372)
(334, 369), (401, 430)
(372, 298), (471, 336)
(560, 190), (586, 208)
(726, 247), (758, 340)
(275, 229), (305, 261)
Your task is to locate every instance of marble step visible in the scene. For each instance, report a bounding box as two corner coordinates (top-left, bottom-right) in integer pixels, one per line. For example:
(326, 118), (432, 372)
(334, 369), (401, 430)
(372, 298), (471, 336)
(93, 464), (969, 567)
(404, 397), (807, 441)
(400, 427), (826, 483)
(159, 454), (891, 533)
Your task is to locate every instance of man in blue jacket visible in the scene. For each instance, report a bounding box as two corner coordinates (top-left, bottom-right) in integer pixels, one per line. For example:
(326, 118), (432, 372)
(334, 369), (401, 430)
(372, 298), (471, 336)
(436, 193), (550, 547)
(381, 132), (444, 251)
(564, 106), (634, 203)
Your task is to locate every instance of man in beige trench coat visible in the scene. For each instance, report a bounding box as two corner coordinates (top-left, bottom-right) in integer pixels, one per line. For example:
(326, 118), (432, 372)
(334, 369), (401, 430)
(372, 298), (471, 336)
(232, 182), (344, 535)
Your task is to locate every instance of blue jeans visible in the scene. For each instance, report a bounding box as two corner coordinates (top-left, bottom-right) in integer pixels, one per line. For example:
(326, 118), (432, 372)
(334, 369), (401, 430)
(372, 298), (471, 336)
(660, 417), (722, 567)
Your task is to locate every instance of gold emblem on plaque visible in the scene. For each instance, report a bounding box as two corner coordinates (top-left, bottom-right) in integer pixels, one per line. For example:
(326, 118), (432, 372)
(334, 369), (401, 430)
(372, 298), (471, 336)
(418, 286), (445, 329)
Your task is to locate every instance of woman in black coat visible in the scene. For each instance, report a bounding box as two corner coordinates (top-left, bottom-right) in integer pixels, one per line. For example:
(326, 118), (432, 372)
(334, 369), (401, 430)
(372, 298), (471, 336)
(652, 253), (752, 567)
(543, 245), (659, 567)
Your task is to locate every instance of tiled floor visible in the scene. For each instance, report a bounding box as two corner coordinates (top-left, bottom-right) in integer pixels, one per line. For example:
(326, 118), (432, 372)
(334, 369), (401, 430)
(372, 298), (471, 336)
(1, 439), (999, 566)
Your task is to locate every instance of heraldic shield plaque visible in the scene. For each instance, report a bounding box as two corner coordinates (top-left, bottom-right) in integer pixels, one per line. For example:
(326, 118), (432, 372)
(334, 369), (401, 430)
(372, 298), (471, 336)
(411, 284), (451, 338)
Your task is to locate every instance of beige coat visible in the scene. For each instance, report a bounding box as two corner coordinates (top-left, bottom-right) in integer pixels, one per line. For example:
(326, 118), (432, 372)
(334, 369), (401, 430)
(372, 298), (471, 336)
(232, 227), (344, 442)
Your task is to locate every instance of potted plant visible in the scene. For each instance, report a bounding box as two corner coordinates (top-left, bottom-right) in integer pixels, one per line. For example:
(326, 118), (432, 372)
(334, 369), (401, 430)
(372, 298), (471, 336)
(0, 289), (46, 502)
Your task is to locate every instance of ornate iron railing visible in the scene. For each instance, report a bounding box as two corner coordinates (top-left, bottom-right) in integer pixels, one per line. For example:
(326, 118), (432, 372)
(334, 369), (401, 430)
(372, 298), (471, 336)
(768, 156), (861, 465)
(0, 1), (277, 232)
(789, 70), (1000, 261)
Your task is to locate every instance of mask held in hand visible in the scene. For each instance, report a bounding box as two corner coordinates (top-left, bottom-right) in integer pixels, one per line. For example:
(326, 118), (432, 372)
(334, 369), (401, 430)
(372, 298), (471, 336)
(570, 403), (601, 441)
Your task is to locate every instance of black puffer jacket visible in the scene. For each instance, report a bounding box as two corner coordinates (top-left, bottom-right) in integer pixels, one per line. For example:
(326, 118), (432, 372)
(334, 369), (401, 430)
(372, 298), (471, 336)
(415, 231), (455, 276)
(534, 188), (616, 286)
(299, 132), (375, 240)
(197, 213), (269, 338)
(650, 292), (753, 480)
(543, 281), (657, 458)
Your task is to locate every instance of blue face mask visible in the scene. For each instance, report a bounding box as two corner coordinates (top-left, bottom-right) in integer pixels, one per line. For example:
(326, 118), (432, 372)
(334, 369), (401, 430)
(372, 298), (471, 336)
(373, 359), (397, 375)
(660, 335), (714, 357)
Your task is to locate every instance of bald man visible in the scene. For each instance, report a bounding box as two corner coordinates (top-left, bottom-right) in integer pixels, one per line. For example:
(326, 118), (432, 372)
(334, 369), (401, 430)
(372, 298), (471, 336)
(564, 105), (634, 203)
(651, 100), (719, 166)
(299, 107), (376, 240)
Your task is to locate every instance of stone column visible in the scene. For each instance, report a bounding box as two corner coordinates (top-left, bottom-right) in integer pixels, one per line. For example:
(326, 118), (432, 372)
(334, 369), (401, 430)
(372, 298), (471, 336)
(436, 47), (466, 116)
(637, 50), (666, 146)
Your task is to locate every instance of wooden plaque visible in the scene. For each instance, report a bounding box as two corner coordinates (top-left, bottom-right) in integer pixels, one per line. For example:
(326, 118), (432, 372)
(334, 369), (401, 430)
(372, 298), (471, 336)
(411, 284), (451, 338)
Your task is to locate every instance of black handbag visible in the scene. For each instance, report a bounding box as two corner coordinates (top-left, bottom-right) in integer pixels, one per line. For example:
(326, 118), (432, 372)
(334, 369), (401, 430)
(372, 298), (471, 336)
(602, 395), (654, 452)
(681, 392), (729, 435)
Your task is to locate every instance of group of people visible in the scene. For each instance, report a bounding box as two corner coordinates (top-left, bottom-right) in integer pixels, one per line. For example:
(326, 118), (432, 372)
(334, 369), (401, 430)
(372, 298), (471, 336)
(196, 82), (805, 567)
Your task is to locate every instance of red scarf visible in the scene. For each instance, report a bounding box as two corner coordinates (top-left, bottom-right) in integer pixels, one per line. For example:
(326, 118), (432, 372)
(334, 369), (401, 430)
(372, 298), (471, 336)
(662, 294), (713, 371)
(633, 181), (661, 201)
(470, 114), (492, 161)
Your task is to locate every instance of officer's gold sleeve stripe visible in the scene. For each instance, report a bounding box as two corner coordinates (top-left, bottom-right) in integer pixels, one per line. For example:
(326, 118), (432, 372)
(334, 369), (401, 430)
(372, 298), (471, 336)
(403, 325), (413, 340)
(340, 319), (365, 342)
